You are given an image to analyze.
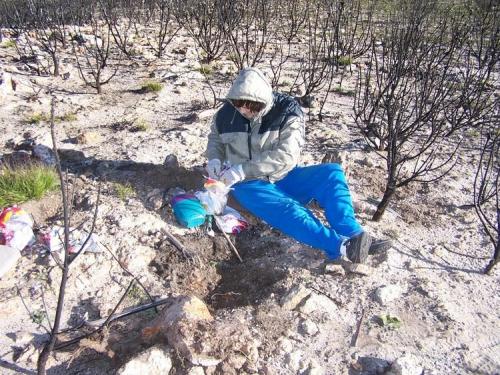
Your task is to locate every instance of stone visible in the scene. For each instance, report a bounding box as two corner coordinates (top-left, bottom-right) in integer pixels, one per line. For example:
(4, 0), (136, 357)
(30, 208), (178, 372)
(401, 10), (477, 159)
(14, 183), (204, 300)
(375, 285), (403, 305)
(163, 154), (179, 168)
(187, 366), (205, 375)
(226, 354), (247, 369)
(76, 131), (102, 145)
(117, 346), (172, 375)
(146, 189), (164, 210)
(142, 296), (214, 364)
(278, 337), (293, 353)
(299, 319), (319, 336)
(305, 360), (324, 375)
(325, 263), (346, 276)
(160, 296), (213, 324)
(344, 263), (373, 276)
(281, 285), (311, 310)
(0, 70), (14, 103)
(32, 144), (56, 166)
(12, 331), (33, 346)
(189, 354), (221, 367)
(58, 149), (87, 163)
(125, 245), (156, 274)
(299, 293), (339, 315)
(388, 354), (423, 375)
(286, 350), (303, 372)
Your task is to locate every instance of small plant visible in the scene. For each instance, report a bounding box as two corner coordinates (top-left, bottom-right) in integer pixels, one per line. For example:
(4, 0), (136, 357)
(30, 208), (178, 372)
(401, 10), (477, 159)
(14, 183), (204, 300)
(25, 112), (49, 125)
(31, 309), (47, 325)
(56, 112), (77, 122)
(114, 182), (135, 201)
(197, 64), (213, 75)
(0, 165), (59, 207)
(127, 283), (146, 303)
(141, 81), (163, 93)
(337, 55), (353, 66)
(132, 118), (149, 132)
(376, 314), (401, 329)
(333, 86), (355, 97)
(1, 39), (16, 48)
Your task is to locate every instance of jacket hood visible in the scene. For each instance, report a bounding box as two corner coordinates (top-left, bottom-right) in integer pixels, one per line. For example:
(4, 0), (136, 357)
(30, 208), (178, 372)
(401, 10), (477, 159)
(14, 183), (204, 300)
(226, 67), (274, 117)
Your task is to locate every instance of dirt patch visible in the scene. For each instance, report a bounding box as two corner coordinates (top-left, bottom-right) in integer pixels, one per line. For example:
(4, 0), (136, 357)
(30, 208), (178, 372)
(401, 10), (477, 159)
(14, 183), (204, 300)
(150, 226), (288, 311)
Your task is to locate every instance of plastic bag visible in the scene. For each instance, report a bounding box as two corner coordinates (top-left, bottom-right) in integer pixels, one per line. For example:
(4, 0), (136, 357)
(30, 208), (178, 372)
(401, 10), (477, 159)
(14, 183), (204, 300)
(0, 206), (35, 251)
(195, 178), (231, 215)
(171, 193), (207, 228)
(214, 206), (249, 234)
(41, 226), (104, 254)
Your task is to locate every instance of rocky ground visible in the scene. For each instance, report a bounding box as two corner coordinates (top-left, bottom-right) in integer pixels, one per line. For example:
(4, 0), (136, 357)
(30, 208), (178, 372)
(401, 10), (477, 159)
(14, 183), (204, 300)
(0, 27), (499, 375)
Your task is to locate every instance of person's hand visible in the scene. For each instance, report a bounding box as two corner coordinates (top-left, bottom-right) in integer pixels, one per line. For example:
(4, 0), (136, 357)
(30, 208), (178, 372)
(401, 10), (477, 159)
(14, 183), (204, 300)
(206, 159), (221, 179)
(220, 164), (245, 186)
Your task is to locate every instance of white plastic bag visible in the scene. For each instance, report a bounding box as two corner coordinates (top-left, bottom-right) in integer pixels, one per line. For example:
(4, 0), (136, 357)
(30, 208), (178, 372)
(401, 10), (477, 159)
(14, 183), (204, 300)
(0, 206), (35, 251)
(215, 206), (249, 234)
(195, 178), (231, 215)
(42, 226), (103, 255)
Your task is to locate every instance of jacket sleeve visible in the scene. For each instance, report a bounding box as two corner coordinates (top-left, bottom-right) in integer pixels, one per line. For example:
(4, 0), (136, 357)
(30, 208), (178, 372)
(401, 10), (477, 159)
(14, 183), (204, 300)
(206, 115), (225, 161)
(241, 113), (305, 181)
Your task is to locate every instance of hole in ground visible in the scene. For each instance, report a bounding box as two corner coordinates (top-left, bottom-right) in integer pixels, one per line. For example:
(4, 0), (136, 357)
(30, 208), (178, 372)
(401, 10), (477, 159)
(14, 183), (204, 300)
(150, 228), (288, 310)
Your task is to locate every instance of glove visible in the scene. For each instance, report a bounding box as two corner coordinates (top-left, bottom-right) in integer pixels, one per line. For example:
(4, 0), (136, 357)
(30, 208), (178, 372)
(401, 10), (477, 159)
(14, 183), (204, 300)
(220, 164), (245, 186)
(206, 159), (221, 179)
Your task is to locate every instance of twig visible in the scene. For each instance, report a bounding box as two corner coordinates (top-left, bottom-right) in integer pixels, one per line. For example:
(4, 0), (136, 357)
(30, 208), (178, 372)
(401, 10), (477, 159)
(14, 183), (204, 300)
(54, 298), (170, 351)
(213, 216), (243, 262)
(162, 228), (195, 261)
(37, 96), (71, 375)
(102, 243), (157, 312)
(350, 307), (365, 347)
(309, 285), (342, 307)
(101, 280), (135, 328)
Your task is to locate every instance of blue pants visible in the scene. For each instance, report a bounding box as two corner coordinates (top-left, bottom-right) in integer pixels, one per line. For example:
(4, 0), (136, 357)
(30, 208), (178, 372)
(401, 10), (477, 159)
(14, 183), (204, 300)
(231, 163), (363, 259)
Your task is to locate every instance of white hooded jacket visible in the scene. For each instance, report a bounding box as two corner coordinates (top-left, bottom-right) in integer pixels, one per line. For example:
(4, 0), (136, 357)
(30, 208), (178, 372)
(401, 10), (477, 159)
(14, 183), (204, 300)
(206, 68), (305, 182)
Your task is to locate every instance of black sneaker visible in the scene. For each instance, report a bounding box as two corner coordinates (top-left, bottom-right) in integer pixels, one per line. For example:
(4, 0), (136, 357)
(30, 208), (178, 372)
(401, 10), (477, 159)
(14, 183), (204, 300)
(345, 232), (372, 263)
(369, 238), (393, 255)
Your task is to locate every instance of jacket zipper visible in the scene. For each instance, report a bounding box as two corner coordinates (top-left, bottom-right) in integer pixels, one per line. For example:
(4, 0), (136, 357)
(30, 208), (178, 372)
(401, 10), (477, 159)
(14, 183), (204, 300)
(247, 123), (252, 160)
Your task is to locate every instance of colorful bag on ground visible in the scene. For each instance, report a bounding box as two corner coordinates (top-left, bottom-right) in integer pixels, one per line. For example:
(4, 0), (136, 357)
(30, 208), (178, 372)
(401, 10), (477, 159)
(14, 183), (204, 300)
(0, 206), (35, 251)
(171, 194), (207, 228)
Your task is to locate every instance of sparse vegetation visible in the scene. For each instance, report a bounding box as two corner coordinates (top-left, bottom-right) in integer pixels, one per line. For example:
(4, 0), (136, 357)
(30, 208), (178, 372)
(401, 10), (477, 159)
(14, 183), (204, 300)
(337, 56), (352, 66)
(56, 112), (77, 122)
(1, 39), (16, 48)
(0, 165), (59, 207)
(114, 182), (135, 201)
(31, 309), (47, 325)
(141, 81), (163, 93)
(197, 63), (213, 75)
(333, 85), (355, 97)
(132, 118), (150, 132)
(25, 112), (49, 125)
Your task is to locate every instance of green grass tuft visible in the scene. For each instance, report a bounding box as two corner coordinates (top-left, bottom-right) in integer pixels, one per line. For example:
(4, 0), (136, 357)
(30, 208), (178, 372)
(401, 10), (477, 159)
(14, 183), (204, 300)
(197, 64), (213, 75)
(25, 112), (49, 125)
(132, 118), (149, 132)
(114, 182), (135, 201)
(0, 165), (59, 207)
(1, 40), (16, 48)
(337, 56), (353, 66)
(141, 81), (163, 93)
(56, 112), (78, 122)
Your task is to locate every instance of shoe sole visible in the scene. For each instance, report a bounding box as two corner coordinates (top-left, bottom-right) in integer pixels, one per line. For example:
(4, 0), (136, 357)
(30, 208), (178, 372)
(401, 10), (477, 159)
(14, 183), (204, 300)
(353, 232), (372, 263)
(369, 239), (393, 255)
